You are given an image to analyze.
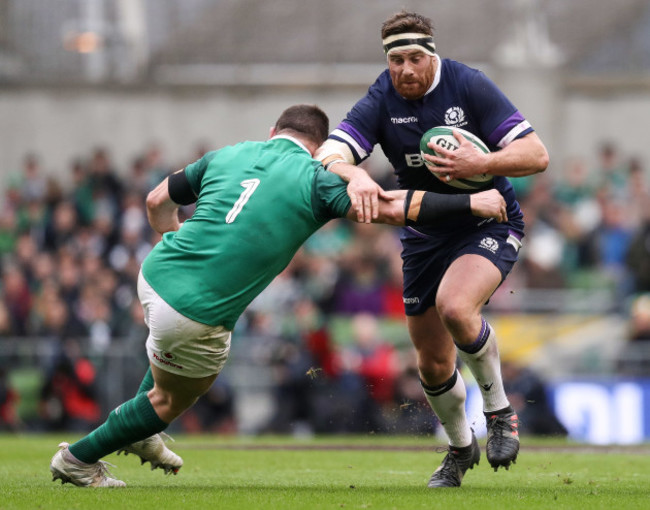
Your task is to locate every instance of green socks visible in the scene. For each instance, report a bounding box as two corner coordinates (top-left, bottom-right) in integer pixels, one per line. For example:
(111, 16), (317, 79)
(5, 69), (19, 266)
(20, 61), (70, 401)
(68, 392), (168, 464)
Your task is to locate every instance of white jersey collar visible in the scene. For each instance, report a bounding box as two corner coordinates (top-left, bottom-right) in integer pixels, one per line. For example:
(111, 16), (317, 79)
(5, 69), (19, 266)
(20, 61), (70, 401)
(424, 54), (442, 96)
(271, 134), (311, 155)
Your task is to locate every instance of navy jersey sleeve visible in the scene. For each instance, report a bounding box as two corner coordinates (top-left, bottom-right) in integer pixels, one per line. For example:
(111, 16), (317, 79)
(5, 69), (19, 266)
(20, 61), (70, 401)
(466, 71), (534, 149)
(328, 74), (389, 164)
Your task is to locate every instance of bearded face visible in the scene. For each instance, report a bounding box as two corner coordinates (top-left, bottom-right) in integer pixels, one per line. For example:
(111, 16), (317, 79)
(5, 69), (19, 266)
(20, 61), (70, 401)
(387, 50), (436, 100)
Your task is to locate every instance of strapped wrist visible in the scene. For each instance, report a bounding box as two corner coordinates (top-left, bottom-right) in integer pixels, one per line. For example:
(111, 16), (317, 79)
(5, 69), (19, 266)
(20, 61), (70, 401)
(404, 191), (471, 225)
(324, 158), (346, 171)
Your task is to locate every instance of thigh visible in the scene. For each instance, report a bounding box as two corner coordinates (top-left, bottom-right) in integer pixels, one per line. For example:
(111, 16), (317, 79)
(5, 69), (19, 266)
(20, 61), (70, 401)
(400, 235), (452, 316)
(400, 223), (522, 315)
(139, 270), (232, 378)
(438, 254), (503, 313)
(435, 254), (502, 342)
(437, 225), (523, 314)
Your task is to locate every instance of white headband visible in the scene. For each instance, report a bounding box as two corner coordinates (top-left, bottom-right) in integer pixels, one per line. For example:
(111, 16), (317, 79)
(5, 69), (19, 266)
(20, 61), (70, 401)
(382, 32), (436, 56)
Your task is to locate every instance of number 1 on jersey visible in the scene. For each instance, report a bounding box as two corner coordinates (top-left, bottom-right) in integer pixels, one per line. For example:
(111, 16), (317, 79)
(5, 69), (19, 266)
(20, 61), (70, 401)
(225, 178), (260, 223)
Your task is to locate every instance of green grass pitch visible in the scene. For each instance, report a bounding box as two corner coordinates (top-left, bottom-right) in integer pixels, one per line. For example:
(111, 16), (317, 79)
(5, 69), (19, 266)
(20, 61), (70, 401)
(1, 434), (648, 510)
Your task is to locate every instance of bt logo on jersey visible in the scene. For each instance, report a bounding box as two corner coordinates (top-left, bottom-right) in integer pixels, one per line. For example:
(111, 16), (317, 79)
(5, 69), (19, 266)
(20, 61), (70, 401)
(405, 153), (424, 167)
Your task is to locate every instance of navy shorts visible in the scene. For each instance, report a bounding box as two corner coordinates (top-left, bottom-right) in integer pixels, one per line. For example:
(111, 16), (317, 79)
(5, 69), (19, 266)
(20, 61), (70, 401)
(400, 219), (524, 316)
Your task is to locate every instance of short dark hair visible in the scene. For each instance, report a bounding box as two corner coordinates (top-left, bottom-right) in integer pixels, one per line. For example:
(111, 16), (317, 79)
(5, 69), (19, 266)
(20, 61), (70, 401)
(381, 10), (434, 39)
(274, 104), (329, 146)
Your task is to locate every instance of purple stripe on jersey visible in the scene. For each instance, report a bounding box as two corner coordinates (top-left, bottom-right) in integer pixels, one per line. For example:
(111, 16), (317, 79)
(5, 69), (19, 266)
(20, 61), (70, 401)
(507, 229), (523, 241)
(405, 226), (433, 239)
(330, 134), (361, 161)
(487, 111), (529, 147)
(337, 122), (374, 154)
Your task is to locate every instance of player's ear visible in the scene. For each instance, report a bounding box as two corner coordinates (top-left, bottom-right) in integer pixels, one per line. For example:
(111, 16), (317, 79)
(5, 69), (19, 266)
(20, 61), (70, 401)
(268, 126), (276, 139)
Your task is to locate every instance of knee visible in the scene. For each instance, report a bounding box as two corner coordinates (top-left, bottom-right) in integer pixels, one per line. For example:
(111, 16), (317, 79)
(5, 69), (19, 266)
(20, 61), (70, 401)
(148, 388), (197, 422)
(435, 295), (473, 330)
(416, 350), (456, 387)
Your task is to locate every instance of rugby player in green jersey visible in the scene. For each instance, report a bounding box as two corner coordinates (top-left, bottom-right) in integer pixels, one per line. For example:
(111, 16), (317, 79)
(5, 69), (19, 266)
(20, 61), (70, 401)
(50, 104), (507, 487)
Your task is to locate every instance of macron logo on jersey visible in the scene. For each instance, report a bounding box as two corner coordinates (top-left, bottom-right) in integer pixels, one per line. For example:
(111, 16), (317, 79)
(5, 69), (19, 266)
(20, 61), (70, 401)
(391, 116), (418, 124)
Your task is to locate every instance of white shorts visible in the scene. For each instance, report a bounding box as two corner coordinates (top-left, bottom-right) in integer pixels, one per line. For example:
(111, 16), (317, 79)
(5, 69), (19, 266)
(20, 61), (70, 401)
(138, 270), (232, 378)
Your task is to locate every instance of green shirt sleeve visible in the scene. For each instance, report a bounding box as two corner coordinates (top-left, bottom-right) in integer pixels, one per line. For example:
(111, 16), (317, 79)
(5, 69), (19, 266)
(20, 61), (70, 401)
(311, 164), (352, 222)
(184, 150), (218, 195)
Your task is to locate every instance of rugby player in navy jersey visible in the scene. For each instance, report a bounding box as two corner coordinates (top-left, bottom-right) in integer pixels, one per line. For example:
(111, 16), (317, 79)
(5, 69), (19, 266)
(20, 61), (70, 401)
(317, 11), (549, 488)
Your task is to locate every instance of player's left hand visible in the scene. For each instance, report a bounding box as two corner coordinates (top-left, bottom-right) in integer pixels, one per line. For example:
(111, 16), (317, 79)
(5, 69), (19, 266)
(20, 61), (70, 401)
(423, 130), (489, 181)
(469, 189), (508, 223)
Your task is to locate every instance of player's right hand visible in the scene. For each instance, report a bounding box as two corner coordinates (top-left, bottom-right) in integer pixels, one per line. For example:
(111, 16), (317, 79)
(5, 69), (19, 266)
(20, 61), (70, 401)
(347, 172), (392, 223)
(469, 189), (507, 223)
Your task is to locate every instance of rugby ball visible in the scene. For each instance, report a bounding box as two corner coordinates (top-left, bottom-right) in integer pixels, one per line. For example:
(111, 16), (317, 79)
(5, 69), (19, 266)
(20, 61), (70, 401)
(419, 126), (493, 190)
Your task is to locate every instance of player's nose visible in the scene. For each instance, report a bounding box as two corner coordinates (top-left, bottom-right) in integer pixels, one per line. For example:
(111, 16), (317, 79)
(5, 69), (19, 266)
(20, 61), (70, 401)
(403, 62), (416, 74)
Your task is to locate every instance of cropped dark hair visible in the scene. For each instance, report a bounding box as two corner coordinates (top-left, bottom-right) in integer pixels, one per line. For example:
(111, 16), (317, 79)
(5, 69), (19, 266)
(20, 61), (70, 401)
(274, 104), (329, 146)
(381, 10), (434, 39)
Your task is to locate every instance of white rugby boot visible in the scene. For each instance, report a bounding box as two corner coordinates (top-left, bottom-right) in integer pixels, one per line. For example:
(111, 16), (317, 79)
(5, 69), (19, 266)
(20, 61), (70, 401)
(50, 442), (126, 488)
(117, 433), (183, 474)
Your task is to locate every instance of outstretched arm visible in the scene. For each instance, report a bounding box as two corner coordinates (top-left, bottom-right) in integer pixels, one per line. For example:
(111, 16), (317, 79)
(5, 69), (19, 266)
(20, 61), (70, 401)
(316, 139), (391, 224)
(346, 188), (508, 226)
(333, 162), (392, 224)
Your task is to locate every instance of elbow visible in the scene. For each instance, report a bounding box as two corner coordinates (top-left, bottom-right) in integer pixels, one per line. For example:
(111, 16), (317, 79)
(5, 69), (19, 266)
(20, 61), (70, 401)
(146, 189), (162, 216)
(521, 133), (549, 174)
(537, 150), (550, 174)
(145, 190), (156, 211)
(533, 144), (550, 174)
(145, 190), (164, 231)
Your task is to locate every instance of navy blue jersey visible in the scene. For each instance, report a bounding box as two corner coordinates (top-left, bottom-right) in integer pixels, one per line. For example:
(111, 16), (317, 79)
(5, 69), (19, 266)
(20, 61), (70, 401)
(330, 57), (533, 234)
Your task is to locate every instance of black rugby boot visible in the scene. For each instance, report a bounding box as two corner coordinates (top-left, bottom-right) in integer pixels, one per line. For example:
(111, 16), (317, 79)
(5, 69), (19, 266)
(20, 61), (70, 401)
(427, 433), (480, 488)
(485, 406), (520, 471)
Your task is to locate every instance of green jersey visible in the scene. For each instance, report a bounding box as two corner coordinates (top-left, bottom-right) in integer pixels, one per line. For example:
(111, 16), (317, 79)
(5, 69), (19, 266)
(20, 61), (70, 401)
(141, 136), (351, 330)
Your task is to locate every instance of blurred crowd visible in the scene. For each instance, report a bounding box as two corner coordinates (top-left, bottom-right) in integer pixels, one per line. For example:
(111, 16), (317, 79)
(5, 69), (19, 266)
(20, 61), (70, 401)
(0, 139), (649, 435)
(513, 142), (650, 299)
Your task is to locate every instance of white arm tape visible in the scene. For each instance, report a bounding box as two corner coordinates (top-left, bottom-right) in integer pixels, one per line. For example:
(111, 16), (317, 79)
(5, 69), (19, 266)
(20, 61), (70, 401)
(315, 139), (356, 166)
